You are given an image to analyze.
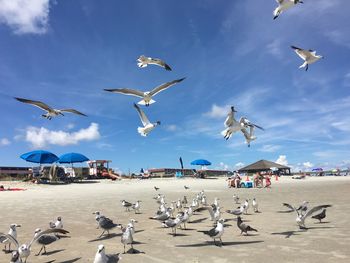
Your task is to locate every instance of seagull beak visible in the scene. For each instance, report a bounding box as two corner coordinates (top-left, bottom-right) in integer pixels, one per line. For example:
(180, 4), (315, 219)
(16, 224), (21, 227)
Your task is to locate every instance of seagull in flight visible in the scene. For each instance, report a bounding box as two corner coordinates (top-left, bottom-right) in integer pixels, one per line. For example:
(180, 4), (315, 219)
(137, 55), (172, 71)
(273, 0), (303, 20)
(133, 103), (161, 137)
(291, 46), (323, 71)
(15, 97), (87, 120)
(239, 117), (264, 147)
(104, 77), (185, 106)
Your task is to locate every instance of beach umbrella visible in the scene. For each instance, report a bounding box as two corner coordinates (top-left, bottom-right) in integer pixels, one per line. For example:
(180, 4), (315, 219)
(57, 152), (89, 164)
(20, 150), (59, 164)
(190, 159), (211, 166)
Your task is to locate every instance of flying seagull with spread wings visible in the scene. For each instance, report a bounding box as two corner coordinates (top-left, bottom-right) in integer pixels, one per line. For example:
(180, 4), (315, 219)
(15, 97), (87, 120)
(291, 46), (323, 71)
(137, 55), (172, 71)
(273, 0), (303, 20)
(104, 77), (185, 106)
(133, 103), (161, 136)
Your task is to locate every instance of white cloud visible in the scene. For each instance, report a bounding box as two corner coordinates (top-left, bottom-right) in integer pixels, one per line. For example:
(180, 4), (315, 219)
(204, 104), (229, 119)
(0, 0), (51, 34)
(276, 155), (288, 166)
(235, 162), (244, 168)
(258, 144), (281, 153)
(0, 138), (11, 146)
(266, 40), (283, 59)
(164, 124), (178, 132)
(219, 162), (229, 171)
(24, 123), (100, 148)
(303, 161), (313, 169)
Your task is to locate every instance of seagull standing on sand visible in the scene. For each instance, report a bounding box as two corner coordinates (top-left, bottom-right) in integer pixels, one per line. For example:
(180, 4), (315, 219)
(162, 214), (183, 236)
(233, 194), (240, 204)
(199, 218), (225, 246)
(137, 55), (172, 71)
(121, 226), (134, 253)
(10, 251), (21, 263)
(243, 199), (249, 214)
(121, 200), (133, 212)
(15, 97), (87, 120)
(291, 46), (323, 71)
(94, 215), (121, 237)
(312, 208), (328, 223)
(49, 216), (63, 229)
(237, 216), (258, 235)
(132, 201), (141, 214)
(226, 205), (245, 216)
(273, 0), (303, 20)
(133, 103), (160, 136)
(94, 244), (121, 263)
(32, 228), (69, 256)
(104, 77), (185, 106)
(127, 219), (138, 235)
(252, 198), (259, 213)
(0, 224), (20, 252)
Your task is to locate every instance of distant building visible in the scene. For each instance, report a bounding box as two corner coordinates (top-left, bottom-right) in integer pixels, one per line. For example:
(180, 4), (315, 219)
(148, 168), (231, 178)
(0, 166), (31, 179)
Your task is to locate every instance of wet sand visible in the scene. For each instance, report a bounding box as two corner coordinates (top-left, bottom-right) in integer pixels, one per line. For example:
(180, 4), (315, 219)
(1, 176), (350, 263)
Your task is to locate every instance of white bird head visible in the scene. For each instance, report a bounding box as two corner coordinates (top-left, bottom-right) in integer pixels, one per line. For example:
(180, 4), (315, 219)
(10, 224), (21, 230)
(97, 244), (105, 254)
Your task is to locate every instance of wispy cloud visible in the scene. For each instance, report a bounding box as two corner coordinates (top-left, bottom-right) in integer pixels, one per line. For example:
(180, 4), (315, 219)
(258, 144), (281, 153)
(0, 138), (11, 146)
(0, 0), (51, 34)
(23, 123), (100, 148)
(276, 155), (288, 166)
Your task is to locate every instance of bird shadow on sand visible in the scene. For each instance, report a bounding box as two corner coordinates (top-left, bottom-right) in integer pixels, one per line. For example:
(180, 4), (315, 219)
(41, 249), (65, 256)
(276, 210), (294, 213)
(132, 241), (147, 245)
(58, 257), (82, 263)
(189, 217), (208, 224)
(88, 233), (121, 242)
(167, 233), (189, 237)
(314, 221), (330, 224)
(271, 230), (304, 238)
(176, 240), (264, 248)
(180, 228), (197, 231)
(72, 180), (100, 184)
(125, 248), (145, 254)
(306, 226), (335, 230)
(43, 260), (56, 263)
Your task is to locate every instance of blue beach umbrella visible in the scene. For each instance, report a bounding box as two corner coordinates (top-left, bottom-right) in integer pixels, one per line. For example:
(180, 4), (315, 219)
(20, 150), (59, 164)
(57, 152), (89, 164)
(190, 159), (212, 166)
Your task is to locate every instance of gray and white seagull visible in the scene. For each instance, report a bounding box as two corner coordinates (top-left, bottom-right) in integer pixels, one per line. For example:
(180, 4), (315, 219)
(273, 0), (304, 20)
(15, 97), (87, 120)
(104, 78), (185, 106)
(137, 55), (172, 71)
(291, 46), (323, 71)
(133, 103), (160, 137)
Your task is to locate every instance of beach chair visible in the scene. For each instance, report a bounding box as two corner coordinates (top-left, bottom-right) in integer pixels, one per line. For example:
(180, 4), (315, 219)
(175, 171), (184, 178)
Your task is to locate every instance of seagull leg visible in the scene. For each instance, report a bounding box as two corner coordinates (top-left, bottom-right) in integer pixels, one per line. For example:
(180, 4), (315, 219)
(123, 244), (126, 254)
(99, 230), (106, 238)
(220, 238), (223, 246)
(43, 246), (47, 254)
(36, 246), (44, 256)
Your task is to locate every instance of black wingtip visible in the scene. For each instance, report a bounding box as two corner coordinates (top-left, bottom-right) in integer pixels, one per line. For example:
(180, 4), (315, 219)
(165, 64), (172, 71)
(291, 45), (299, 50)
(273, 16), (278, 20)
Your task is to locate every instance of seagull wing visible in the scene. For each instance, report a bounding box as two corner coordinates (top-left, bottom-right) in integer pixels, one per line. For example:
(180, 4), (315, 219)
(150, 58), (172, 71)
(303, 205), (332, 220)
(197, 206), (215, 220)
(149, 78), (186, 97)
(15, 97), (53, 112)
(282, 203), (296, 211)
(0, 233), (19, 249)
(291, 46), (311, 60)
(241, 127), (251, 140)
(29, 228), (69, 248)
(104, 88), (144, 98)
(133, 103), (150, 126)
(275, 0), (284, 4)
(60, 109), (87, 116)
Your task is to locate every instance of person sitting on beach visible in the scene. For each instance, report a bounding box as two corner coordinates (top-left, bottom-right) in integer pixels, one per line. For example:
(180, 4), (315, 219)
(265, 175), (271, 188)
(0, 185), (5, 191)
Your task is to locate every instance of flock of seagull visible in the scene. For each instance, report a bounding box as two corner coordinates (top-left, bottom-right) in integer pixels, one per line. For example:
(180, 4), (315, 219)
(1, 187), (332, 262)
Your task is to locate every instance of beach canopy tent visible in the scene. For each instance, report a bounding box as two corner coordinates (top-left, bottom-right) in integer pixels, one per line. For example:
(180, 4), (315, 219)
(57, 152), (89, 164)
(190, 159), (211, 166)
(20, 150), (58, 164)
(312, 168), (323, 172)
(238, 159), (291, 175)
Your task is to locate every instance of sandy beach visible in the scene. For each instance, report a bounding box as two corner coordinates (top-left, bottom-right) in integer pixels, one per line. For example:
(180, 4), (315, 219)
(1, 176), (350, 263)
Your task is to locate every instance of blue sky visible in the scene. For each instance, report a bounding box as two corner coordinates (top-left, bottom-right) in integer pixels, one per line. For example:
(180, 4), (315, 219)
(0, 0), (350, 173)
